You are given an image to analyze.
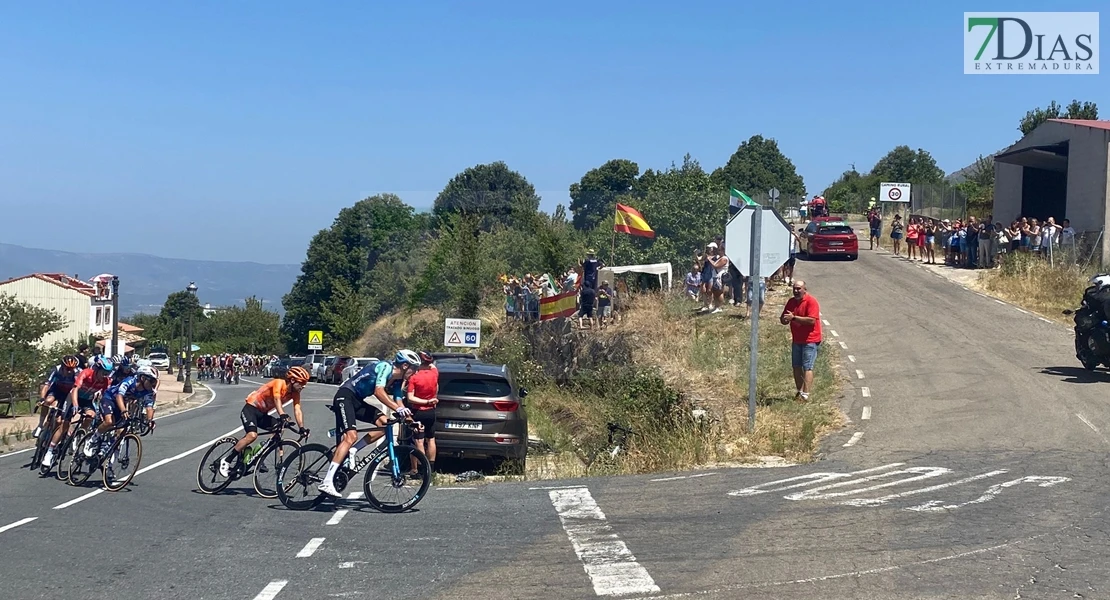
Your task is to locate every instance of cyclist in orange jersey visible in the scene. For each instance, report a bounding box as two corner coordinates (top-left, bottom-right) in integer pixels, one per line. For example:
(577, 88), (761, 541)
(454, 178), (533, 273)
(218, 366), (310, 477)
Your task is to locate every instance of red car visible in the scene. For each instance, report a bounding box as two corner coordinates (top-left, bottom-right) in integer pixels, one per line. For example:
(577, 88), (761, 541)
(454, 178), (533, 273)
(798, 220), (858, 260)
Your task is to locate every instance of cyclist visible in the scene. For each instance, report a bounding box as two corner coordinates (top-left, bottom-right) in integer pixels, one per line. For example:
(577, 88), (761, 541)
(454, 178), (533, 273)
(218, 365), (311, 477)
(35, 355), (81, 437)
(41, 356), (114, 468)
(87, 365), (158, 456)
(316, 350), (421, 498)
(110, 355), (134, 385)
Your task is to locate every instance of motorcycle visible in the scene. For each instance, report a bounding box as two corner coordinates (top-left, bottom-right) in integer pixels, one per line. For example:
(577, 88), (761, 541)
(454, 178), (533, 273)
(1064, 274), (1110, 371)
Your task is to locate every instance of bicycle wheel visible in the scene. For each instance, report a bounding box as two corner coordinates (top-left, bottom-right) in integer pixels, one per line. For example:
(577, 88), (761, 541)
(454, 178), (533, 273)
(104, 433), (142, 491)
(31, 420), (55, 470)
(53, 429), (78, 480)
(196, 437), (239, 494)
(363, 444), (431, 513)
(254, 440), (300, 499)
(276, 443), (331, 510)
(68, 431), (97, 486)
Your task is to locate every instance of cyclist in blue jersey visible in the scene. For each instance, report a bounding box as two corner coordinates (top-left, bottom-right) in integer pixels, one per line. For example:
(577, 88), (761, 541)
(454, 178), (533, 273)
(85, 366), (158, 456)
(35, 355), (81, 437)
(317, 349), (421, 497)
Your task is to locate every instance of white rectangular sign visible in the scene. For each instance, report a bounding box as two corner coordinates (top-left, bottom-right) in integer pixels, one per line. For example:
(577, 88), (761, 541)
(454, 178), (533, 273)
(724, 206), (794, 278)
(964, 12), (1099, 75)
(879, 182), (911, 203)
(444, 318), (481, 348)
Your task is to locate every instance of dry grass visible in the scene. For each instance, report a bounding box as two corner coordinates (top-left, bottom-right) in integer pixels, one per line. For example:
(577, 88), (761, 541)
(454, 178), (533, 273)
(979, 252), (1092, 324)
(350, 307), (443, 356)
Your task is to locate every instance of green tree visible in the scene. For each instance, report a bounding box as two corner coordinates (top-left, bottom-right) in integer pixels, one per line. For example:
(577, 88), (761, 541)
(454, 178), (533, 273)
(0, 293), (68, 388)
(869, 146), (944, 184)
(432, 161), (541, 229)
(281, 194), (423, 349)
(198, 296), (281, 353)
(1019, 100), (1099, 135)
(710, 135), (805, 198)
(569, 159), (640, 231)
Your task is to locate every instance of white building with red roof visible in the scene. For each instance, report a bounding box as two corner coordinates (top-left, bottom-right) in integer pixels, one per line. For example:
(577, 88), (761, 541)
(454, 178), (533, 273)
(0, 272), (116, 348)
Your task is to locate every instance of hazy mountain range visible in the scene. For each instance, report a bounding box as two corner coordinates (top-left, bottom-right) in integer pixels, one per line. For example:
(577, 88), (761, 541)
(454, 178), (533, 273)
(0, 243), (300, 316)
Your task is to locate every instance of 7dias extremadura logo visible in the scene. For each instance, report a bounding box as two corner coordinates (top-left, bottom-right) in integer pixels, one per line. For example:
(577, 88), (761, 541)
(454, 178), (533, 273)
(965, 12), (1099, 74)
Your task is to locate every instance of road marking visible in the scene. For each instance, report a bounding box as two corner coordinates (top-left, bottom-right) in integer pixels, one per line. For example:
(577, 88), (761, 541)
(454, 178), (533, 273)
(53, 490), (104, 510)
(838, 341), (847, 349)
(728, 463), (905, 497)
(831, 330), (840, 337)
(252, 580), (288, 600)
(0, 517), (37, 534)
(847, 355), (856, 362)
(785, 466), (952, 501)
(855, 370), (865, 379)
(0, 448), (34, 460)
(994, 299), (1005, 305)
(650, 472), (717, 483)
(822, 319), (830, 326)
(842, 432), (864, 447)
(549, 487), (660, 597)
(296, 537), (326, 558)
(531, 484), (590, 490)
(842, 470), (1008, 507)
(861, 407), (871, 420)
(339, 561), (369, 569)
(1077, 413), (1100, 433)
(326, 510), (349, 525)
(861, 386), (870, 397)
(1015, 307), (1029, 314)
(1038, 317), (1052, 324)
(347, 491), (364, 500)
(907, 476), (1070, 512)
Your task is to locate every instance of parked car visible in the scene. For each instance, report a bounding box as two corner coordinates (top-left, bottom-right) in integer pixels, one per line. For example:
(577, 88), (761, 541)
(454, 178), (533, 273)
(314, 356), (335, 382)
(262, 358), (281, 378)
(273, 356), (306, 380)
(324, 356), (352, 384)
(147, 352), (170, 369)
(431, 355), (528, 469)
(340, 357), (375, 383)
(304, 353), (326, 381)
(798, 220), (859, 260)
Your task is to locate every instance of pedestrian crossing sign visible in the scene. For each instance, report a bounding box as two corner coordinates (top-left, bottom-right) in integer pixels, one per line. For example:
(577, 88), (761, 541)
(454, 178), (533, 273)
(308, 330), (323, 350)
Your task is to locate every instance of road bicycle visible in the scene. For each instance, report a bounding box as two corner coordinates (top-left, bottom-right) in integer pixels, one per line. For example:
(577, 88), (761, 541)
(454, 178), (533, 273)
(276, 410), (431, 513)
(125, 397), (155, 437)
(29, 401), (66, 470)
(40, 405), (98, 481)
(196, 419), (309, 498)
(67, 415), (143, 491)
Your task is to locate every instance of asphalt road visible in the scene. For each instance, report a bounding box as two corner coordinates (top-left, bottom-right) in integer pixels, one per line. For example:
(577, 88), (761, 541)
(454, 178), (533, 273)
(2, 248), (1109, 599)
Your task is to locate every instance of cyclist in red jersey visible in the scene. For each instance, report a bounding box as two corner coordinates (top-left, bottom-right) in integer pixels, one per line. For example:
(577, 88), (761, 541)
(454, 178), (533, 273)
(41, 356), (114, 468)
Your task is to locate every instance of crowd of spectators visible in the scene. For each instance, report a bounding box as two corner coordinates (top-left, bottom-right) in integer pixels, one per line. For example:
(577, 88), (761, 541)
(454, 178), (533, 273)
(501, 250), (623, 329)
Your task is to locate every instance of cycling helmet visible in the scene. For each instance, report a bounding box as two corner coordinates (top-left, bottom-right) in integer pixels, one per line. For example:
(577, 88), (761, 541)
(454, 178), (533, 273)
(286, 365), (311, 384)
(417, 350), (434, 364)
(136, 365), (157, 381)
(61, 355), (79, 369)
(394, 349), (421, 367)
(93, 356), (113, 372)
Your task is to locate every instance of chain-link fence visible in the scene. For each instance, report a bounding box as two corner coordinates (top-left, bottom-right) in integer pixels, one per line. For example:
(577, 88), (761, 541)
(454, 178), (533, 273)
(911, 183), (968, 223)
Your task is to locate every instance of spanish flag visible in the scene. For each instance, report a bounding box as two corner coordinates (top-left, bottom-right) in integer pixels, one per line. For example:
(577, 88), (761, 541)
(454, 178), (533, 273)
(540, 290), (578, 321)
(613, 203), (655, 239)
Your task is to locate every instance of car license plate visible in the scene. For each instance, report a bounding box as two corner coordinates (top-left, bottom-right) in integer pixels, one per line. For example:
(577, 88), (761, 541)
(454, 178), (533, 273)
(444, 421), (481, 431)
(828, 241), (843, 246)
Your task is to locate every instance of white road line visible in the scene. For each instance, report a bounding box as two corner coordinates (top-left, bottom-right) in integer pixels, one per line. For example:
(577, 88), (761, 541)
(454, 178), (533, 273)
(53, 490), (104, 510)
(252, 580), (289, 600)
(549, 487), (660, 597)
(838, 341), (847, 349)
(786, 466), (953, 501)
(438, 487), (477, 490)
(822, 319), (830, 326)
(326, 510), (349, 526)
(296, 537), (326, 558)
(855, 370), (865, 379)
(994, 299), (1005, 305)
(861, 387), (871, 397)
(531, 484), (590, 490)
(0, 517), (37, 534)
(0, 448), (34, 460)
(842, 470), (1008, 507)
(1015, 307), (1029, 314)
(727, 463), (904, 497)
(1077, 413), (1100, 433)
(831, 330), (840, 337)
(347, 491), (364, 500)
(847, 355), (856, 362)
(861, 407), (871, 420)
(1038, 317), (1052, 324)
(842, 432), (864, 447)
(650, 473), (718, 483)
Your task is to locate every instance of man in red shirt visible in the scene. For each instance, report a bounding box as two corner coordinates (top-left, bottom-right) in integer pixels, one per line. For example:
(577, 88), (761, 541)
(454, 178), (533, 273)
(406, 351), (440, 472)
(780, 280), (822, 402)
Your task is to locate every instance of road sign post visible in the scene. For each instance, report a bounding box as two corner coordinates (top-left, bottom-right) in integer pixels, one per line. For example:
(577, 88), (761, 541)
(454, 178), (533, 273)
(444, 318), (481, 348)
(747, 206), (762, 431)
(307, 330), (323, 351)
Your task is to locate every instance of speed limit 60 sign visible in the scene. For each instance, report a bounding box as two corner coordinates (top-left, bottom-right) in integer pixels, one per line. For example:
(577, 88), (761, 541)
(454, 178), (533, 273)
(880, 182), (911, 203)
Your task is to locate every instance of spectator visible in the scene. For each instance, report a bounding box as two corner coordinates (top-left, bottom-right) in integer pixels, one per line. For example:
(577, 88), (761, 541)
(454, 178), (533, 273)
(1042, 217), (1059, 256)
(597, 282), (613, 329)
(867, 209), (882, 250)
(1029, 218), (1043, 256)
(1060, 219), (1077, 260)
(578, 282), (597, 329)
(978, 218), (993, 268)
(581, 249), (604, 290)
(780, 280), (822, 403)
(707, 243), (730, 314)
(696, 244), (714, 311)
(994, 220), (1010, 266)
(890, 215), (904, 256)
(1008, 221), (1021, 253)
(783, 226), (801, 285)
(923, 219), (937, 264)
(906, 217), (920, 261)
(684, 266), (701, 300)
(76, 344), (90, 369)
(405, 353), (439, 474)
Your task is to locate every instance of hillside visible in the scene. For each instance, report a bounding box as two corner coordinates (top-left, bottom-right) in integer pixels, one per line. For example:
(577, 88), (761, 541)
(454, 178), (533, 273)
(0, 242), (299, 316)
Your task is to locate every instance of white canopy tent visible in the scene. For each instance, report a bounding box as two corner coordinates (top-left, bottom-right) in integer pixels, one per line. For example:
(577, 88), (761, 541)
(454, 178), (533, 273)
(599, 263), (673, 290)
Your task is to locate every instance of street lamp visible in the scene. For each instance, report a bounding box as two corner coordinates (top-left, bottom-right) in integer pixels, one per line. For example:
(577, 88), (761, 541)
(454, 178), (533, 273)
(183, 282), (198, 394)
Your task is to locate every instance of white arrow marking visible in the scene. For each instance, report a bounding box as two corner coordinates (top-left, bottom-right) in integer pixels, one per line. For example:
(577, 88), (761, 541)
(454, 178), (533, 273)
(728, 463), (904, 497)
(785, 467), (952, 501)
(906, 476), (1071, 512)
(842, 470), (1008, 507)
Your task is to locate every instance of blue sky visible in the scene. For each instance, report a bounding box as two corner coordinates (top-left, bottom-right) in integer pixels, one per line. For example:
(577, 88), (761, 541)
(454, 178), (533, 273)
(0, 1), (1104, 264)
